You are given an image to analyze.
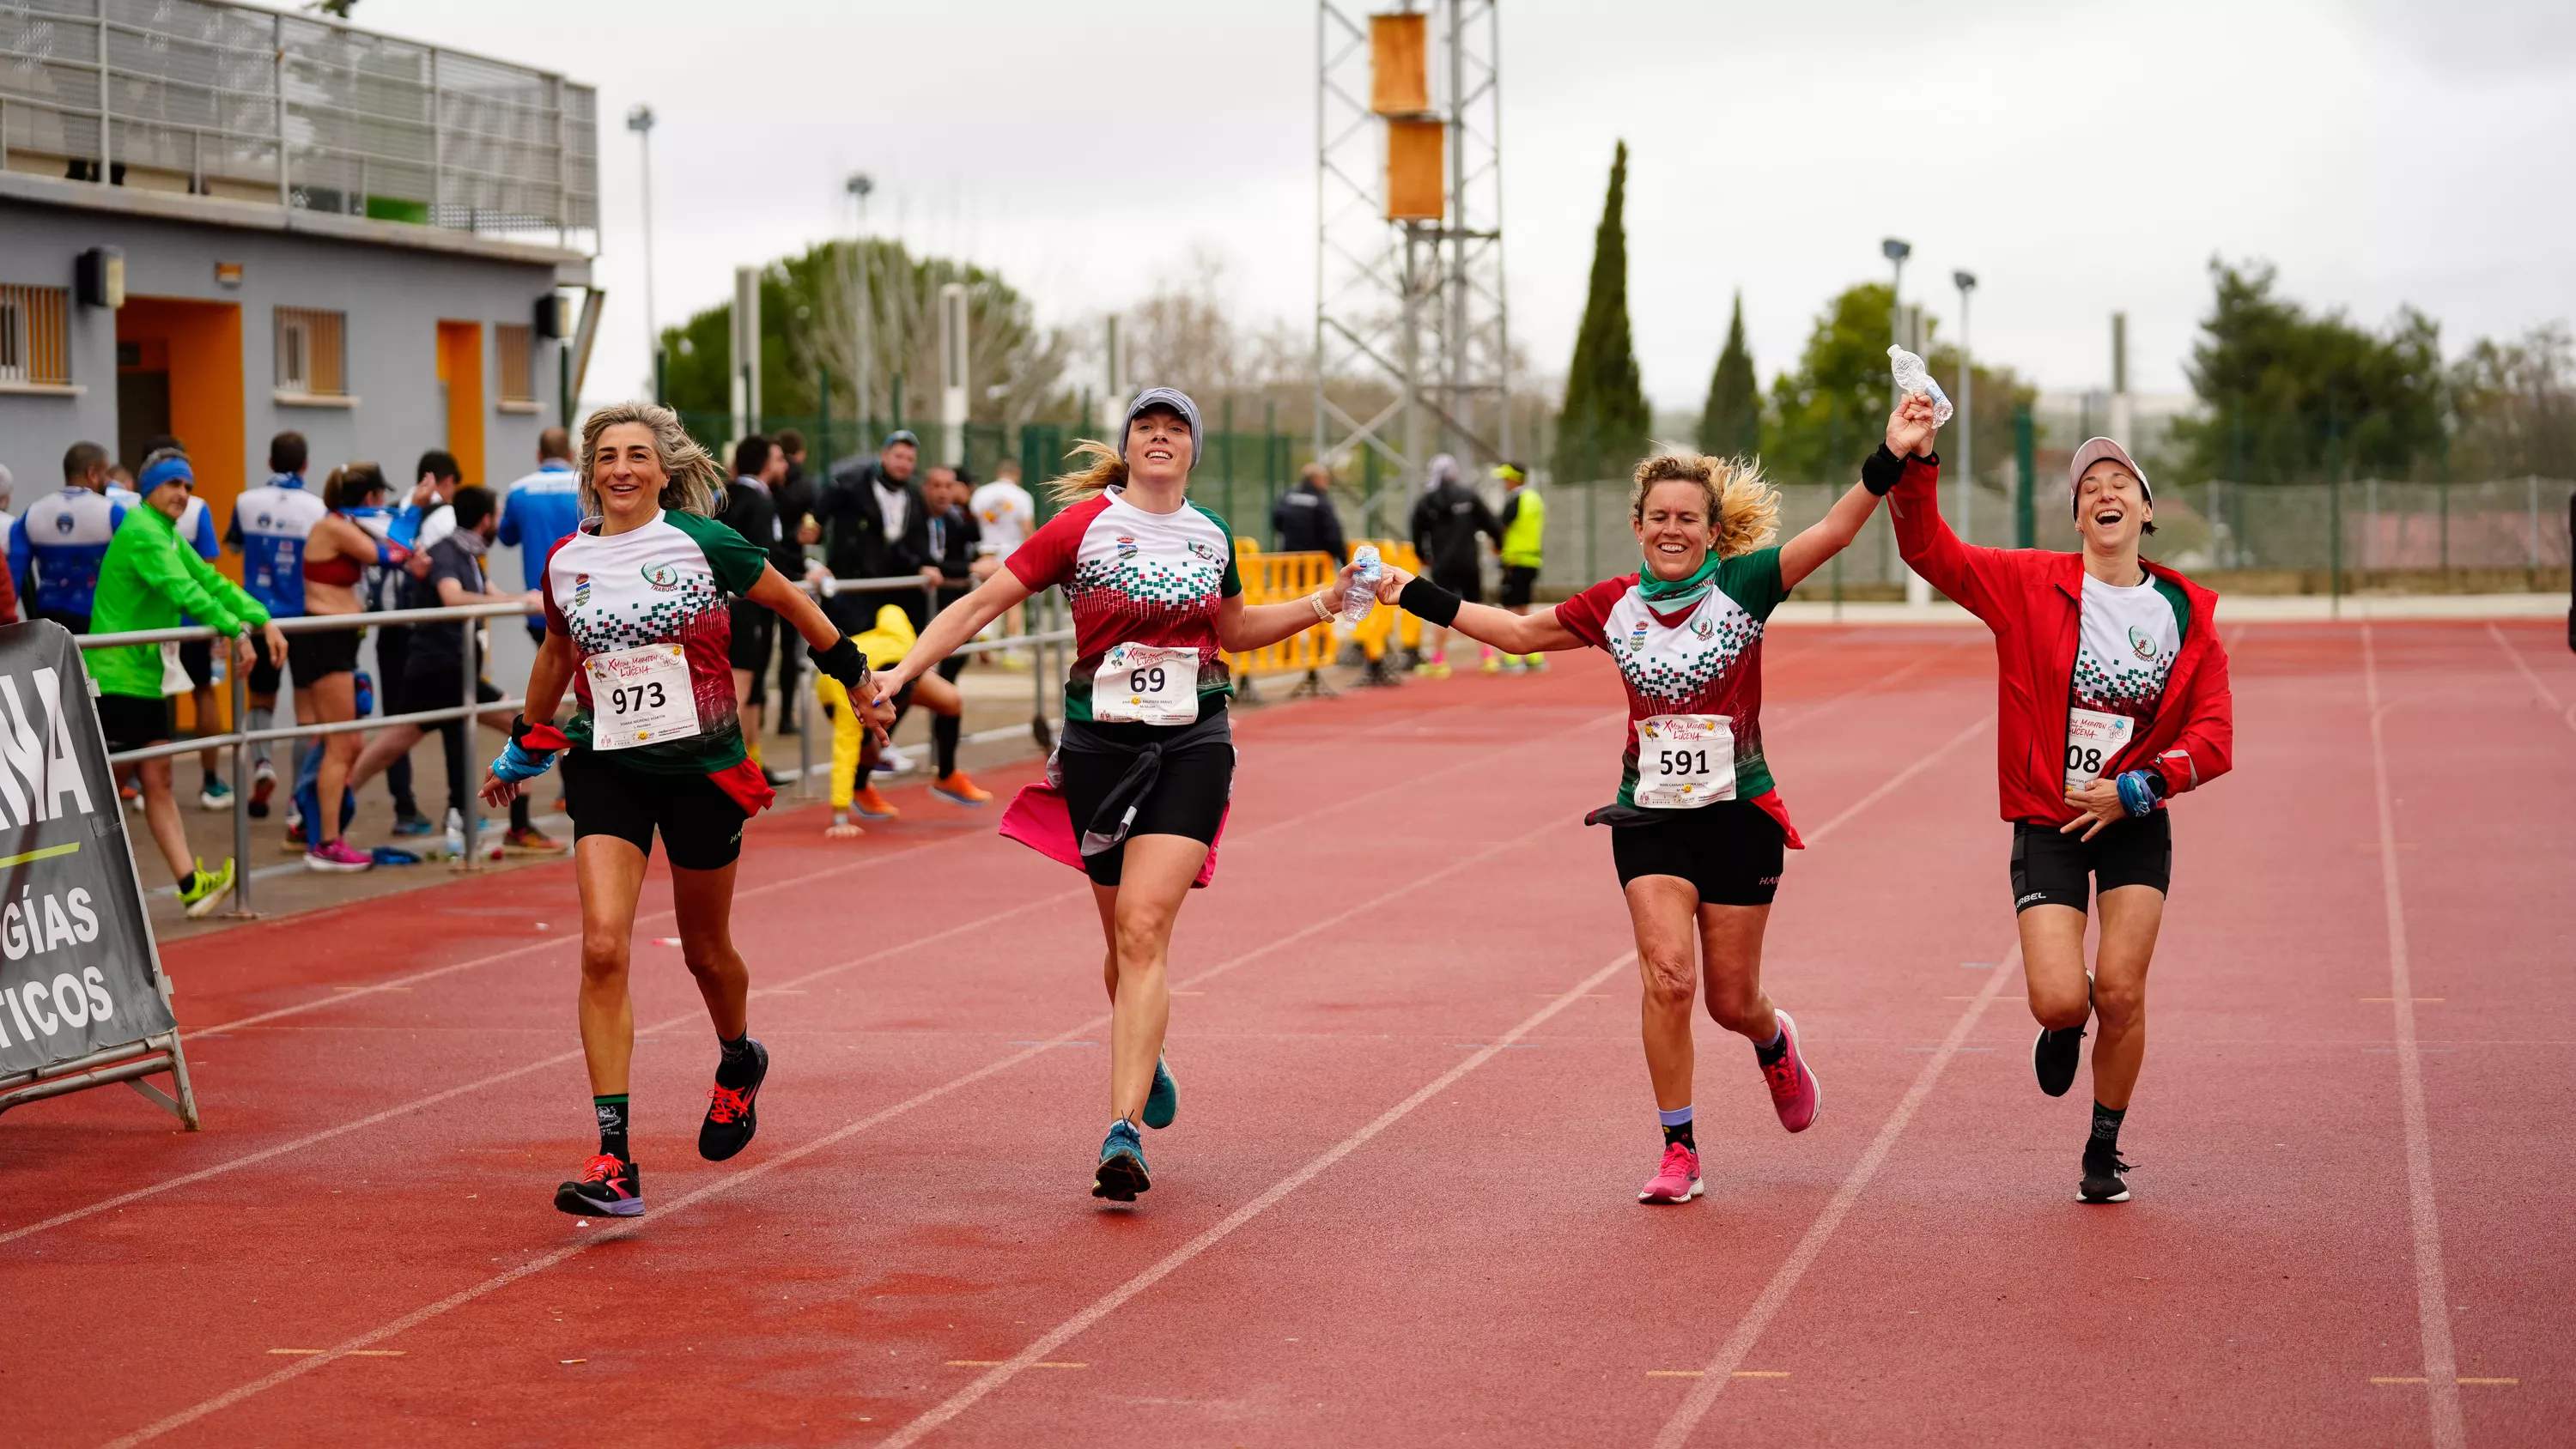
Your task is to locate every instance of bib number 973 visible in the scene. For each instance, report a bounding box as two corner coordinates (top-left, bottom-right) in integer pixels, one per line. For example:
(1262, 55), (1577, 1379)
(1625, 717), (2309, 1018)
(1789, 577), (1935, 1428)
(1093, 643), (1198, 725)
(1634, 713), (1735, 809)
(586, 644), (700, 749)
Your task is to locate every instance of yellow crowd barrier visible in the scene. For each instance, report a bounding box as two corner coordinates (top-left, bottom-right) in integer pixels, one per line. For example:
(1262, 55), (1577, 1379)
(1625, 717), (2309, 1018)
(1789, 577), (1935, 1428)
(1224, 541), (1340, 685)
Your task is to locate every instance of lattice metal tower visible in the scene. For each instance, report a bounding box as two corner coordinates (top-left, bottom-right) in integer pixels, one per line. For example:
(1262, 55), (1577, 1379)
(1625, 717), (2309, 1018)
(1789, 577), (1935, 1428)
(1315, 0), (1509, 533)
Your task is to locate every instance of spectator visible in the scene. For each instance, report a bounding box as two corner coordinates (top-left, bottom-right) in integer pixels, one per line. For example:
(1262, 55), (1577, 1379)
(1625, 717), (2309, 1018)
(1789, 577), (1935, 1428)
(15, 441), (126, 633)
(402, 485), (559, 854)
(82, 450), (288, 917)
(496, 426), (583, 643)
(969, 458), (1036, 659)
(769, 427), (818, 722)
(286, 462), (407, 872)
(224, 431), (325, 816)
(1406, 452), (1502, 678)
(1273, 461), (1349, 563)
(811, 429), (939, 632)
(343, 458), (450, 838)
(164, 461), (234, 807)
(721, 434), (788, 781)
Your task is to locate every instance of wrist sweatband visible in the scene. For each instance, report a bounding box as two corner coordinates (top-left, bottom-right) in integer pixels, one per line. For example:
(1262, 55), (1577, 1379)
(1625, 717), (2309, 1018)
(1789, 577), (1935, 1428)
(1861, 443), (1905, 496)
(809, 635), (872, 694)
(2114, 768), (2166, 818)
(1399, 574), (1462, 628)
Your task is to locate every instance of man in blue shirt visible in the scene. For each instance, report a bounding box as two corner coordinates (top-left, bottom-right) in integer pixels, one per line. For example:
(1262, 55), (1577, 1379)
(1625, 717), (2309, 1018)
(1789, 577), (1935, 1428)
(13, 441), (128, 633)
(223, 431), (327, 816)
(495, 426), (583, 644)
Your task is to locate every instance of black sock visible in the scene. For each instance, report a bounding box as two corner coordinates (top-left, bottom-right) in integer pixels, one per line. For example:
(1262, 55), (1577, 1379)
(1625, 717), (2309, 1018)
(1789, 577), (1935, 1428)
(510, 793), (532, 831)
(933, 712), (961, 778)
(716, 1033), (760, 1088)
(1662, 1119), (1696, 1150)
(2088, 1100), (2125, 1158)
(1753, 1022), (1789, 1066)
(593, 1094), (630, 1162)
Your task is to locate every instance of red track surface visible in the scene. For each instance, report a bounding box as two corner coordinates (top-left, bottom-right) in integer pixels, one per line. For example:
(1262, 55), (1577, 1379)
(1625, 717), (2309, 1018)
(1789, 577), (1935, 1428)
(5, 621), (2571, 1448)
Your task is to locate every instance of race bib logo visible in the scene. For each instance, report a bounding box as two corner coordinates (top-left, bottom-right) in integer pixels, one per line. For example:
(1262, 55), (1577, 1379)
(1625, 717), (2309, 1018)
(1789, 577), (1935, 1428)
(2128, 625), (2158, 660)
(641, 562), (682, 591)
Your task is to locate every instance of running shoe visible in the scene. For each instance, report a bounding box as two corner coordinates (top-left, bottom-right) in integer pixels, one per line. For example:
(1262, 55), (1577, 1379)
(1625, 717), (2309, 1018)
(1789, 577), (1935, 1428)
(875, 744), (917, 775)
(2033, 1023), (2087, 1098)
(1523, 653), (1547, 674)
(119, 778), (140, 808)
(281, 819), (307, 852)
(555, 1155), (644, 1217)
(504, 824), (568, 855)
(699, 1038), (769, 1161)
(932, 771), (992, 806)
(303, 838), (372, 873)
(1638, 1142), (1704, 1203)
(1412, 659), (1451, 680)
(1143, 1056), (1178, 1130)
(1479, 654), (1502, 675)
(198, 778), (234, 812)
(389, 809), (435, 838)
(1092, 1120), (1151, 1201)
(178, 858), (235, 919)
(1759, 1009), (1821, 1133)
(853, 784), (900, 820)
(247, 761), (276, 818)
(2077, 1148), (2133, 1204)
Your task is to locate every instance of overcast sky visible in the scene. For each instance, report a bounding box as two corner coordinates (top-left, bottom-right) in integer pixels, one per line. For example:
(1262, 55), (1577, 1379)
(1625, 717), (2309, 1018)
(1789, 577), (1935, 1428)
(369, 0), (2576, 411)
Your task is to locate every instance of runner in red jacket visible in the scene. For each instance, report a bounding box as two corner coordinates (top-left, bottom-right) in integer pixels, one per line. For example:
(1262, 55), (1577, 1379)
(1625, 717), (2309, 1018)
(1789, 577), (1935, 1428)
(1880, 395), (2233, 1205)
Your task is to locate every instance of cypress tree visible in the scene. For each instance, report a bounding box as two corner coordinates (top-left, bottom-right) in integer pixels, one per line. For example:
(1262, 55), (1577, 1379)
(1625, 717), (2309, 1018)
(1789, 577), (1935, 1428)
(1697, 291), (1759, 459)
(1554, 141), (1650, 484)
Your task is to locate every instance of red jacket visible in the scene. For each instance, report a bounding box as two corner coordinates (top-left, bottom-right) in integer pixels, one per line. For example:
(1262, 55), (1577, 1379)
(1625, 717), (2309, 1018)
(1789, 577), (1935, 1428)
(1888, 455), (2233, 825)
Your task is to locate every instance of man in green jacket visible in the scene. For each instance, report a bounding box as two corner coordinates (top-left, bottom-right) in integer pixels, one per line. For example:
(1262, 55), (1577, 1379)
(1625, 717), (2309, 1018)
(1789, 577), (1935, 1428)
(84, 451), (288, 917)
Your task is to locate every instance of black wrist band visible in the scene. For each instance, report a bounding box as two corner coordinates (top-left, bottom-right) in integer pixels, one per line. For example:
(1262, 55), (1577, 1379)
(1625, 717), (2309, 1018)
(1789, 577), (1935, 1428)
(508, 712), (533, 743)
(1399, 574), (1462, 628)
(810, 635), (872, 693)
(1861, 443), (1905, 495)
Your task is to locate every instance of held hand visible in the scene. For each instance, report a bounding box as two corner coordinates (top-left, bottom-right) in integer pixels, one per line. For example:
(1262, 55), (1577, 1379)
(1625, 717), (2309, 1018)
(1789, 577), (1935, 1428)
(1886, 394), (1940, 459)
(1375, 563), (1415, 604)
(862, 694), (897, 744)
(2059, 779), (2124, 842)
(866, 672), (903, 712)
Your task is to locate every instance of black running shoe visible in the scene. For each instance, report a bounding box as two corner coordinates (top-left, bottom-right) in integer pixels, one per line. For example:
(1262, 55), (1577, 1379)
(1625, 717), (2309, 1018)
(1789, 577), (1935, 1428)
(2032, 1023), (2086, 1097)
(2077, 1149), (2132, 1204)
(555, 1154), (643, 1216)
(1092, 1121), (1151, 1202)
(699, 1038), (768, 1161)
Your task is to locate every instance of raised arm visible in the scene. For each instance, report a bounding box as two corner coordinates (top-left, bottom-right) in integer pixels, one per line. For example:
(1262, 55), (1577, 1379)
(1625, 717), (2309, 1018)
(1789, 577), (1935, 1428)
(1777, 481), (1883, 589)
(867, 567), (1036, 703)
(1879, 393), (2014, 622)
(1216, 555), (1370, 652)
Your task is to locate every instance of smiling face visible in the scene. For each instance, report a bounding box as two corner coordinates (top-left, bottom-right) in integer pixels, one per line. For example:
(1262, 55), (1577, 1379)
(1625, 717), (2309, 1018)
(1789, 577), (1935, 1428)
(1126, 407), (1194, 488)
(592, 421), (667, 524)
(1632, 479), (1717, 582)
(2074, 461), (2151, 554)
(147, 478), (191, 522)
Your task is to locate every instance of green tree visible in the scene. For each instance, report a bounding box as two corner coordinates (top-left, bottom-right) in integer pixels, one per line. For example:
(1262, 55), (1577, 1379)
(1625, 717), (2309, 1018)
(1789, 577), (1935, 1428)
(1697, 291), (1759, 459)
(2173, 258), (2445, 483)
(1553, 141), (1650, 484)
(1761, 282), (1895, 482)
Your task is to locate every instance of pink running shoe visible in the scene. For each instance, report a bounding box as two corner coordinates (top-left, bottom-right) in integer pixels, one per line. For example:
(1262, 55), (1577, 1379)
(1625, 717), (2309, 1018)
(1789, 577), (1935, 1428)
(1638, 1142), (1703, 1203)
(1759, 1009), (1820, 1133)
(302, 838), (373, 873)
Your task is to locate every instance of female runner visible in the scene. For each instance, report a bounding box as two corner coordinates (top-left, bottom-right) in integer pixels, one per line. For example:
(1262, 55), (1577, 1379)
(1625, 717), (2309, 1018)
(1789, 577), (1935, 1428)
(1884, 403), (2232, 1204)
(480, 402), (888, 1218)
(868, 387), (1363, 1203)
(1376, 433), (1897, 1204)
(293, 462), (408, 872)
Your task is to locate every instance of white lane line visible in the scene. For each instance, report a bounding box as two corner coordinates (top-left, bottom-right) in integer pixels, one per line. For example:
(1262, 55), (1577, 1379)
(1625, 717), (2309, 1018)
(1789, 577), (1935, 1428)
(874, 950), (1637, 1449)
(85, 819), (1577, 1447)
(1650, 943), (2023, 1449)
(1796, 712), (1990, 845)
(2486, 620), (2576, 735)
(2363, 625), (2467, 1449)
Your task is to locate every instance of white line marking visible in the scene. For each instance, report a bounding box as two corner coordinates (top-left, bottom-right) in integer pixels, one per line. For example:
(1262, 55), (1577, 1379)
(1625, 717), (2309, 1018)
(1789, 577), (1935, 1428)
(1797, 712), (1990, 844)
(2486, 620), (2576, 734)
(2363, 624), (2467, 1449)
(874, 950), (1636, 1449)
(1650, 943), (2022, 1449)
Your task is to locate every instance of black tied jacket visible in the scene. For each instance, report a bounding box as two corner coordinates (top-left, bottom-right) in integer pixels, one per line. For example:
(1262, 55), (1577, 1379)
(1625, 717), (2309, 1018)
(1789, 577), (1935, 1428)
(1273, 482), (1349, 562)
(1409, 479), (1501, 579)
(926, 501), (981, 609)
(770, 459), (817, 581)
(816, 458), (936, 627)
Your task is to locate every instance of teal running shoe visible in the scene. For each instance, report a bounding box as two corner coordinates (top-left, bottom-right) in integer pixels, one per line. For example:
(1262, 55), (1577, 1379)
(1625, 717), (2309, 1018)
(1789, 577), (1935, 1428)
(1092, 1120), (1150, 1202)
(1143, 1055), (1177, 1131)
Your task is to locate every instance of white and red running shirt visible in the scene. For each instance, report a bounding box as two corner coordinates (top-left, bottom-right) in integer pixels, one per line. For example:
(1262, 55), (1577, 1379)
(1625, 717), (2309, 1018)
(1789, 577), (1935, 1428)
(541, 507), (770, 773)
(1553, 547), (1800, 841)
(1005, 488), (1242, 723)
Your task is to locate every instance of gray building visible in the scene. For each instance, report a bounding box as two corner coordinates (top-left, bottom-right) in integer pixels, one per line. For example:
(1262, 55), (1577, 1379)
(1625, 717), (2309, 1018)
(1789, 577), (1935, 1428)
(0, 0), (599, 527)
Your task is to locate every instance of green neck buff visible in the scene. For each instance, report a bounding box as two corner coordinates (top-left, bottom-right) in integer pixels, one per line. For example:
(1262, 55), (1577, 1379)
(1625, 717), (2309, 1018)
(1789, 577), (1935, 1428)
(1636, 551), (1723, 610)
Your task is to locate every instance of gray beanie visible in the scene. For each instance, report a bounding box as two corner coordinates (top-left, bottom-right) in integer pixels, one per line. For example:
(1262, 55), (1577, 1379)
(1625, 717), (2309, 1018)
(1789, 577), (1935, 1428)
(1118, 387), (1203, 472)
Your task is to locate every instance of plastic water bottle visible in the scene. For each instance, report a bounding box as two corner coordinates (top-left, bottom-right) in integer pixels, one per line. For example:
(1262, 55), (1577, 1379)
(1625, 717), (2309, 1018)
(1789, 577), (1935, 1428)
(1340, 544), (1382, 624)
(1887, 346), (1954, 427)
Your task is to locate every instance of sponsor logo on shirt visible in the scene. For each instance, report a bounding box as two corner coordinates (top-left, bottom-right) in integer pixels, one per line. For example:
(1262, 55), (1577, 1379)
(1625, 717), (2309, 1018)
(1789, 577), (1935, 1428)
(2128, 625), (2157, 660)
(641, 562), (682, 591)
(1116, 535), (1138, 561)
(1690, 615), (1715, 640)
(572, 573), (592, 609)
(52, 513), (72, 535)
(1187, 540), (1218, 562)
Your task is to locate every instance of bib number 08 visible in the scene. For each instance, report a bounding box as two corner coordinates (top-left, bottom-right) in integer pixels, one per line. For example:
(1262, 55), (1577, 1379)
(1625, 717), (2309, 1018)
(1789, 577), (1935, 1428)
(2063, 707), (2135, 792)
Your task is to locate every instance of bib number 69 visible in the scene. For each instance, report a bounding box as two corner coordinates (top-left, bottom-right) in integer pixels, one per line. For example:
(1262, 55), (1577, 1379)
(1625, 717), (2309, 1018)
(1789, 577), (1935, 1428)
(1128, 665), (1166, 694)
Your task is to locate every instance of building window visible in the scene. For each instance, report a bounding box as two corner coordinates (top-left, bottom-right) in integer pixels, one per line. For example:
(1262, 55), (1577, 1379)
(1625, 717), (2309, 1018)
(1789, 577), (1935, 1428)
(0, 285), (72, 387)
(275, 307), (347, 397)
(496, 323), (536, 407)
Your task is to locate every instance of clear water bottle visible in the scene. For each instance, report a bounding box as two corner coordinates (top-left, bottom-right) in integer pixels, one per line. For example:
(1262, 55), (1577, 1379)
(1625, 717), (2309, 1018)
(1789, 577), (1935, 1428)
(1340, 543), (1382, 623)
(1887, 346), (1954, 427)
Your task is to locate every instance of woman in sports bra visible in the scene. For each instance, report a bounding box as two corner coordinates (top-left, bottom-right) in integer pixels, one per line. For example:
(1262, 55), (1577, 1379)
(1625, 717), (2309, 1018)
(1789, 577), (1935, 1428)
(868, 387), (1367, 1204)
(291, 464), (410, 870)
(1376, 422), (1901, 1207)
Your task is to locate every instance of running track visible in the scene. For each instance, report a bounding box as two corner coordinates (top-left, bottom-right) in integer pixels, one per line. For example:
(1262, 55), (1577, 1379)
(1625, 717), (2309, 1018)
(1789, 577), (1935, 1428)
(3, 620), (2569, 1447)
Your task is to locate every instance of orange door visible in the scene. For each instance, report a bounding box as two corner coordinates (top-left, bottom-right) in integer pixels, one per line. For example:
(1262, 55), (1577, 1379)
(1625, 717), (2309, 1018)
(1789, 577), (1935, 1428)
(116, 297), (245, 731)
(436, 320), (484, 486)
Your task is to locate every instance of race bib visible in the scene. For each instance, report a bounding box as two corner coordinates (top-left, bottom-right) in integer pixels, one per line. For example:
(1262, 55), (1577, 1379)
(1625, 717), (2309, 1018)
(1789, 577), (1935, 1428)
(2064, 707), (2135, 792)
(1635, 713), (1735, 809)
(586, 643), (699, 749)
(1092, 643), (1198, 725)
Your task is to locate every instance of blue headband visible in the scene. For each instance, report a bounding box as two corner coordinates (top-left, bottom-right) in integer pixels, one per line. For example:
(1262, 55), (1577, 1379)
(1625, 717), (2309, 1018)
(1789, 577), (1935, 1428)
(139, 456), (194, 491)
(1119, 387), (1203, 472)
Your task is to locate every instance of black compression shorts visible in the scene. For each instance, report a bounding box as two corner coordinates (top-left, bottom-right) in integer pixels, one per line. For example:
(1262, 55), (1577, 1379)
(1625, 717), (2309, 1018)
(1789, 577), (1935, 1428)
(562, 749), (753, 871)
(1431, 562), (1483, 605)
(1498, 565), (1538, 609)
(1057, 707), (1235, 888)
(2010, 810), (2172, 912)
(286, 625), (361, 683)
(1608, 799), (1784, 906)
(247, 627), (283, 695)
(98, 693), (175, 755)
(179, 636), (214, 689)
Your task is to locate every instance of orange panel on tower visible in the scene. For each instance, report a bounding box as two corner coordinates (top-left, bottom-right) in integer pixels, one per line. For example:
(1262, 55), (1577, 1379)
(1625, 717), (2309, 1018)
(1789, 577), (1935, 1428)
(1369, 13), (1428, 115)
(1385, 118), (1445, 221)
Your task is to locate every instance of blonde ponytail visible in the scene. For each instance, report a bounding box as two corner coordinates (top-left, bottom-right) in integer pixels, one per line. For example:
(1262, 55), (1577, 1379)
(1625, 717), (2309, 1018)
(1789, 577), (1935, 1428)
(1046, 438), (1129, 506)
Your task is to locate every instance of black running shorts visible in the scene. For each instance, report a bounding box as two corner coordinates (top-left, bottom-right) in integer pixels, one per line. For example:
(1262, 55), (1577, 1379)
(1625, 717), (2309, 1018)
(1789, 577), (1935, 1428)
(1056, 709), (1235, 888)
(1609, 799), (1785, 907)
(247, 627), (283, 695)
(2010, 810), (2172, 913)
(286, 624), (361, 682)
(1431, 562), (1484, 605)
(562, 749), (752, 871)
(1498, 565), (1539, 609)
(97, 693), (175, 755)
(179, 636), (214, 689)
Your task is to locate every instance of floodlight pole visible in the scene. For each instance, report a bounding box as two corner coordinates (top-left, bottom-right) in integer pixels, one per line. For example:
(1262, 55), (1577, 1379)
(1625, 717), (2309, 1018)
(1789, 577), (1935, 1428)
(628, 105), (659, 393)
(848, 172), (875, 439)
(1954, 269), (1977, 546)
(1884, 237), (1923, 605)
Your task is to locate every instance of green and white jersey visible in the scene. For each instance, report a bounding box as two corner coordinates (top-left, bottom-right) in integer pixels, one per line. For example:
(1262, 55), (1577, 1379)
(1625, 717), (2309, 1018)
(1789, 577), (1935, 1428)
(2064, 570), (2191, 790)
(540, 508), (769, 773)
